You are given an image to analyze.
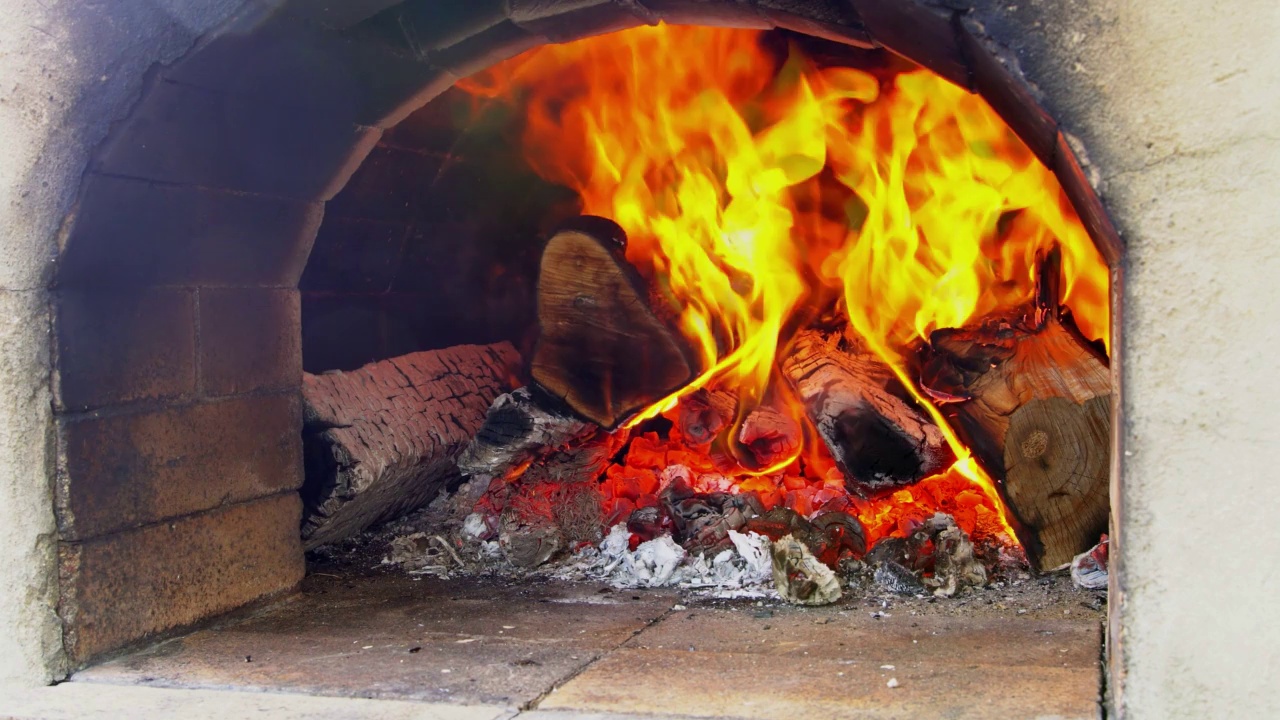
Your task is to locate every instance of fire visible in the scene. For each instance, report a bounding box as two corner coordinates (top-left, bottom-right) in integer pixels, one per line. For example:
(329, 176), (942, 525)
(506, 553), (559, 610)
(461, 25), (1109, 547)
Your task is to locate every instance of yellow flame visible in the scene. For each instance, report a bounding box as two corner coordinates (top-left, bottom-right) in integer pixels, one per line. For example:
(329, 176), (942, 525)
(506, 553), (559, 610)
(461, 25), (1110, 541)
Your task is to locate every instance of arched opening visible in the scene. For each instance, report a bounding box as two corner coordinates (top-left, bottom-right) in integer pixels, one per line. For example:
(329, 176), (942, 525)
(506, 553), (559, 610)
(48, 1), (1122, 714)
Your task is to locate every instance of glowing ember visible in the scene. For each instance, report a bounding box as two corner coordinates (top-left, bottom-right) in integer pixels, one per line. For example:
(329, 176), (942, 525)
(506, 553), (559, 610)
(461, 25), (1110, 549)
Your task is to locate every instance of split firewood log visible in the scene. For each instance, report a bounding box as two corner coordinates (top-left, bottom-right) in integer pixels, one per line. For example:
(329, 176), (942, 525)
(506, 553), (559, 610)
(673, 386), (800, 469)
(531, 216), (698, 428)
(736, 403), (802, 470)
(917, 247), (1110, 571)
(674, 387), (737, 446)
(781, 330), (951, 496)
(457, 386), (600, 482)
(300, 343), (519, 549)
(460, 386), (623, 565)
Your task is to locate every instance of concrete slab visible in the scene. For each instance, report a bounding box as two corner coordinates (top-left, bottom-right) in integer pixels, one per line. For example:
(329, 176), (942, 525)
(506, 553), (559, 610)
(1, 683), (512, 720)
(72, 572), (1101, 719)
(73, 573), (677, 708)
(540, 598), (1102, 720)
(538, 647), (1097, 720)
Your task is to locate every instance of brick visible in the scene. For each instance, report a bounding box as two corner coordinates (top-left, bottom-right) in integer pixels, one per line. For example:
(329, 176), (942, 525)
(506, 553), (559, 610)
(325, 146), (443, 223)
(277, 0), (405, 29)
(58, 174), (321, 289)
(299, 217), (408, 293)
(853, 0), (970, 89)
(427, 20), (545, 78)
(641, 0), (772, 28)
(161, 4), (452, 129)
(57, 393), (303, 541)
(56, 289), (197, 412)
(93, 80), (381, 201)
(509, 0), (648, 42)
(199, 288), (302, 397)
(59, 493), (304, 664)
(759, 0), (875, 48)
(379, 86), (473, 155)
(1054, 132), (1123, 267)
(366, 0), (510, 56)
(300, 295), (392, 373)
(960, 19), (1058, 168)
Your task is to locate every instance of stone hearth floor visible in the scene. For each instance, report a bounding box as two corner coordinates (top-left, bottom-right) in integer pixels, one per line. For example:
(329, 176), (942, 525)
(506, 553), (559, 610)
(13, 572), (1102, 719)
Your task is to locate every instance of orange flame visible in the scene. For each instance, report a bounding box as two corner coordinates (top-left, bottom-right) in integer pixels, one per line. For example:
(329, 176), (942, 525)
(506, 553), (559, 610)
(462, 25), (1110, 545)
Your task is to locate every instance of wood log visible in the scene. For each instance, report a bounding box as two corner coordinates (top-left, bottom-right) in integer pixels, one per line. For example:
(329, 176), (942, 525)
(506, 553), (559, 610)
(673, 386), (799, 469)
(917, 247), (1110, 571)
(531, 216), (697, 428)
(675, 387), (737, 446)
(457, 386), (600, 481)
(300, 343), (519, 549)
(737, 403), (802, 470)
(782, 330), (951, 496)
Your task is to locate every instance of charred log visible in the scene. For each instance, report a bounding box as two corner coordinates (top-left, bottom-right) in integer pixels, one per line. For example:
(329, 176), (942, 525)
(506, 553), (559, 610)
(782, 330), (951, 496)
(458, 387), (600, 481)
(674, 385), (800, 470)
(300, 343), (519, 549)
(531, 216), (697, 428)
(675, 387), (737, 447)
(737, 403), (802, 470)
(918, 247), (1110, 571)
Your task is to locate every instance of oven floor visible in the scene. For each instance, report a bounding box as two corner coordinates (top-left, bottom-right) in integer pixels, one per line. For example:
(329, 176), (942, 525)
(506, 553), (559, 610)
(69, 571), (1103, 720)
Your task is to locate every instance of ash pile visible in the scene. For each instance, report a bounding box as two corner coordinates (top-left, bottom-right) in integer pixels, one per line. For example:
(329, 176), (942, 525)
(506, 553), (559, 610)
(370, 385), (1027, 606)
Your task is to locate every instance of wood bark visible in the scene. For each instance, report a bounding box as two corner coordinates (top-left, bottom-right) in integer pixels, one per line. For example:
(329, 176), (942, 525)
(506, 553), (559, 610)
(917, 247), (1110, 571)
(782, 330), (951, 496)
(300, 343), (519, 549)
(531, 216), (697, 428)
(457, 386), (601, 482)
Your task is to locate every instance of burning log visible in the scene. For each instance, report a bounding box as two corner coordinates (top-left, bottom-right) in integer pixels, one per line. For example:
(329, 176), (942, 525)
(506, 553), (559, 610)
(674, 386), (800, 469)
(918, 247), (1110, 571)
(782, 330), (951, 496)
(459, 387), (622, 565)
(300, 343), (519, 549)
(737, 403), (802, 470)
(458, 387), (600, 482)
(675, 387), (737, 446)
(531, 216), (698, 428)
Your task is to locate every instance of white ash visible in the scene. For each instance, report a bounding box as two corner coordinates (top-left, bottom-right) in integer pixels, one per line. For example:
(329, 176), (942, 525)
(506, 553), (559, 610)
(382, 532), (465, 578)
(771, 534), (842, 606)
(547, 524), (777, 599)
(1070, 537), (1108, 590)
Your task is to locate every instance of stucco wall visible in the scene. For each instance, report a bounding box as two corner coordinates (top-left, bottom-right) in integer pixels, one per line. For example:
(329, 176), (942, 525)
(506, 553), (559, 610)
(971, 1), (1280, 716)
(1, 0), (1278, 715)
(0, 0), (251, 686)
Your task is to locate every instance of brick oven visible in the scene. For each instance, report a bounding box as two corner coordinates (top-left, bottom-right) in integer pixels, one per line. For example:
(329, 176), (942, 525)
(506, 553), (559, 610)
(1, 1), (1277, 718)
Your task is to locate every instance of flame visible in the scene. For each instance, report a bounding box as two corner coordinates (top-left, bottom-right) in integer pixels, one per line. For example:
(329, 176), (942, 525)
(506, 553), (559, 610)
(461, 25), (1110, 546)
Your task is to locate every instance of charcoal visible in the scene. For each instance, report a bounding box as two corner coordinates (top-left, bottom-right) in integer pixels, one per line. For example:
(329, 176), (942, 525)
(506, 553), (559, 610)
(744, 507), (816, 541)
(916, 513), (987, 597)
(626, 505), (673, 543)
(873, 560), (926, 595)
(812, 510), (867, 561)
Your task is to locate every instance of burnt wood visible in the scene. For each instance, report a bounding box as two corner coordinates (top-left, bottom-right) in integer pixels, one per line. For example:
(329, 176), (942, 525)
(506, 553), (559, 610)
(531, 216), (697, 428)
(782, 329), (951, 496)
(919, 247), (1111, 571)
(737, 402), (803, 470)
(458, 386), (600, 481)
(300, 343), (519, 549)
